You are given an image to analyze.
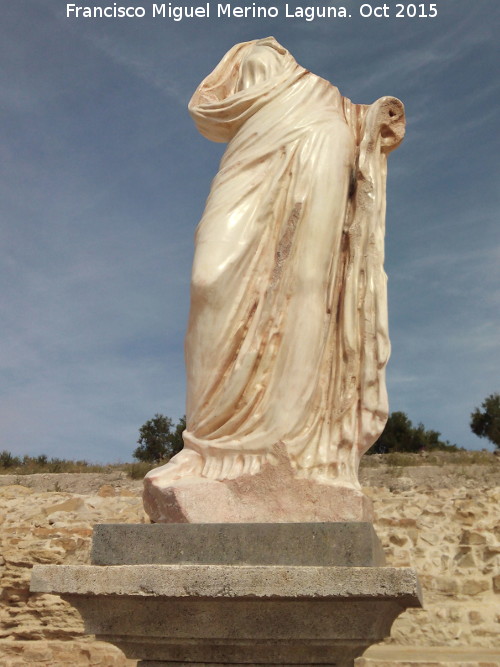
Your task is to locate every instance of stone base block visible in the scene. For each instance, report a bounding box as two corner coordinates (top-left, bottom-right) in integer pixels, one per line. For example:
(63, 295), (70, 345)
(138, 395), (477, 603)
(91, 522), (386, 566)
(30, 523), (422, 667)
(31, 563), (422, 667)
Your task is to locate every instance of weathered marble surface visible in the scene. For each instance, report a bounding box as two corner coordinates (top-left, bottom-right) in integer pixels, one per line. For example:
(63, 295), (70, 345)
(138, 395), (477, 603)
(144, 38), (405, 522)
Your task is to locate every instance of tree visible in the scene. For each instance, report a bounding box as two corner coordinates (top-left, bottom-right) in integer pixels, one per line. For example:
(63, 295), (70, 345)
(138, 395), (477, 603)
(0, 450), (21, 468)
(369, 411), (457, 454)
(470, 393), (500, 449)
(133, 414), (186, 463)
(171, 415), (186, 454)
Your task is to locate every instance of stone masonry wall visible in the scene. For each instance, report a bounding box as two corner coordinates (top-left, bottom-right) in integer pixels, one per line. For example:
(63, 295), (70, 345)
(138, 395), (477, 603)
(0, 461), (499, 665)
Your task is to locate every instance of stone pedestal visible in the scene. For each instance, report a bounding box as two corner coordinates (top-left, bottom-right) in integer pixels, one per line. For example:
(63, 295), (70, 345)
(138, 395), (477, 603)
(30, 524), (422, 667)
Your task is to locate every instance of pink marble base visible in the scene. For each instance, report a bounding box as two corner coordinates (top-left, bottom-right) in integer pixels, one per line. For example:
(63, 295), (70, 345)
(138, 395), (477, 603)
(143, 446), (373, 524)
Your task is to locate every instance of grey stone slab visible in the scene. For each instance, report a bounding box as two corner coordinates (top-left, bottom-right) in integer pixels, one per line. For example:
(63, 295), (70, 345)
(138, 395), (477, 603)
(31, 563), (421, 602)
(74, 597), (413, 639)
(30, 561), (422, 666)
(91, 522), (386, 566)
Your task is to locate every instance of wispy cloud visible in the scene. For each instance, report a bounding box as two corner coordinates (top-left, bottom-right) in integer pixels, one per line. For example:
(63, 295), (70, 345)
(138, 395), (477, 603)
(83, 31), (189, 105)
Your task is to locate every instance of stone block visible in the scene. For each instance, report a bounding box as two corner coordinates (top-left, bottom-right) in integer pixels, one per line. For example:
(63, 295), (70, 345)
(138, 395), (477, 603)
(461, 530), (487, 546)
(97, 485), (116, 498)
(91, 522), (386, 567)
(31, 562), (422, 666)
(44, 497), (85, 515)
(461, 579), (489, 596)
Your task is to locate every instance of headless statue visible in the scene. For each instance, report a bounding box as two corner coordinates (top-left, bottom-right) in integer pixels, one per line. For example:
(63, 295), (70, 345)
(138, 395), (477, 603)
(143, 38), (405, 523)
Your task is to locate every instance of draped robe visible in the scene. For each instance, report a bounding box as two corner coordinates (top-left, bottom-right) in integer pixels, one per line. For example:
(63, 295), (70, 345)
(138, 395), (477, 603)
(178, 38), (404, 487)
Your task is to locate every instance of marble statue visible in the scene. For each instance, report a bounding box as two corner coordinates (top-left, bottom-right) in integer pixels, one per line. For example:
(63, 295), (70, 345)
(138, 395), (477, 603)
(143, 37), (405, 523)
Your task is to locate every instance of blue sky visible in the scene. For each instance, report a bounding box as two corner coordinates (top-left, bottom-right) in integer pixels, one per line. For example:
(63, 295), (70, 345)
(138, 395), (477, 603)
(1, 0), (499, 462)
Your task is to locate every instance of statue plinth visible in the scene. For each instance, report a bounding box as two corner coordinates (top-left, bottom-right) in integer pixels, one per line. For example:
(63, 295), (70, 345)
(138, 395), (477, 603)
(144, 444), (374, 524)
(30, 523), (422, 667)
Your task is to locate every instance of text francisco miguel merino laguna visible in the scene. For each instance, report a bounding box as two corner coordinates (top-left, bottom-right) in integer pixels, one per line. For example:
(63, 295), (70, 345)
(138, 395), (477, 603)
(66, 3), (353, 20)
